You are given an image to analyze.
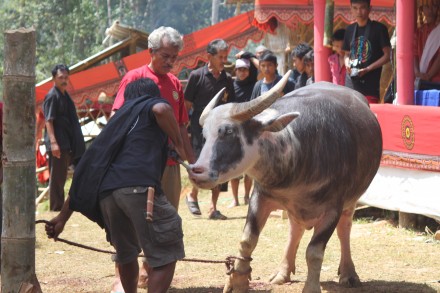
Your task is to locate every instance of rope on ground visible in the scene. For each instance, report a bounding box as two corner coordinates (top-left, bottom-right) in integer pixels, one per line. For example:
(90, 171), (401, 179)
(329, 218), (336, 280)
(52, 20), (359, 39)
(35, 219), (251, 273)
(36, 220), (115, 255)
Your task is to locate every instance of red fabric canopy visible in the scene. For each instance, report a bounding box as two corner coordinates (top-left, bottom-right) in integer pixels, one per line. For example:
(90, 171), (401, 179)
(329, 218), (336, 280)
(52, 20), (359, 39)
(35, 10), (263, 112)
(253, 0), (396, 32)
(371, 104), (440, 171)
(120, 11), (265, 75)
(178, 10), (264, 72)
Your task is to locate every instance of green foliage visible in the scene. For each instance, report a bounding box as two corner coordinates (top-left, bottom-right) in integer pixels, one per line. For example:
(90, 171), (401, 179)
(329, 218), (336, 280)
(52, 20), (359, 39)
(0, 0), (254, 95)
(0, 0), (107, 85)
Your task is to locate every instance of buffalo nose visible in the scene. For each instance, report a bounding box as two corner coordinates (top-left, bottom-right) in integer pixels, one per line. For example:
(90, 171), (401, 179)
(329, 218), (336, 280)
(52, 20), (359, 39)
(191, 165), (205, 174)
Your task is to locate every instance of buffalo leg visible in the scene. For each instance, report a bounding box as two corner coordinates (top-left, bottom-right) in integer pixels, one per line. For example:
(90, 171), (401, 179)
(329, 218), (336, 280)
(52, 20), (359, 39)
(269, 213), (305, 284)
(336, 206), (361, 287)
(224, 191), (276, 293)
(303, 209), (341, 293)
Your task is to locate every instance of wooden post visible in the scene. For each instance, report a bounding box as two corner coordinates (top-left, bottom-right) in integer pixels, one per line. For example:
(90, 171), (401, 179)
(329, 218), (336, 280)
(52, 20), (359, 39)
(399, 212), (418, 230)
(2, 27), (41, 292)
(313, 0), (332, 82)
(323, 0), (334, 48)
(396, 0), (415, 105)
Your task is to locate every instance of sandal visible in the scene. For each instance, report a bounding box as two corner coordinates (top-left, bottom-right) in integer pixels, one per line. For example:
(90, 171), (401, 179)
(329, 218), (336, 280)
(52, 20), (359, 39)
(209, 210), (227, 220)
(185, 196), (201, 215)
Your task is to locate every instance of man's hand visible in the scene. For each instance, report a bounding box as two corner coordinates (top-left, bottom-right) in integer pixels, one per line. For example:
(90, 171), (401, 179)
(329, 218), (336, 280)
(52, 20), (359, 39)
(45, 197), (73, 240)
(45, 120), (60, 158)
(51, 141), (61, 158)
(45, 214), (67, 240)
(153, 103), (187, 161)
(358, 67), (368, 77)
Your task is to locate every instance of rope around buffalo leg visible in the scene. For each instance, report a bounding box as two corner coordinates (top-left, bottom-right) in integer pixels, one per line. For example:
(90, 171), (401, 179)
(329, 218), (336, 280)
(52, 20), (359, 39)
(36, 220), (251, 273)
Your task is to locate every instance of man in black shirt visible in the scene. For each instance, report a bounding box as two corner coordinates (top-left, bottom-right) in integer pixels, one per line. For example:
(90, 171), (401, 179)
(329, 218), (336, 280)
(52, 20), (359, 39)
(43, 64), (85, 211)
(184, 39), (236, 220)
(46, 78), (187, 293)
(343, 0), (391, 103)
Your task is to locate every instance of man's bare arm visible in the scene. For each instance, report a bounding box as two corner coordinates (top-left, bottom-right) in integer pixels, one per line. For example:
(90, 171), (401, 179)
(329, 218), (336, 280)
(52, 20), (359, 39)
(45, 120), (60, 158)
(363, 46), (391, 74)
(180, 124), (195, 164)
(153, 103), (187, 161)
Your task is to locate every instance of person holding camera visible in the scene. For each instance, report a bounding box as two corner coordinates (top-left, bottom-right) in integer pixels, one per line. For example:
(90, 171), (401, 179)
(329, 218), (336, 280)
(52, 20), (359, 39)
(343, 0), (391, 104)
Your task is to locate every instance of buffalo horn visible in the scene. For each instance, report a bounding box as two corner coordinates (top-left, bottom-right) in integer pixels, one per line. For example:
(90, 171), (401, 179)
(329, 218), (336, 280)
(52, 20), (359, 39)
(199, 87), (226, 126)
(230, 70), (291, 121)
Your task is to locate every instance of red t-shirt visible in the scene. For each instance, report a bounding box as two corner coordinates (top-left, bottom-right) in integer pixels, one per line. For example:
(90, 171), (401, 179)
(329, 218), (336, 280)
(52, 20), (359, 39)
(112, 65), (188, 165)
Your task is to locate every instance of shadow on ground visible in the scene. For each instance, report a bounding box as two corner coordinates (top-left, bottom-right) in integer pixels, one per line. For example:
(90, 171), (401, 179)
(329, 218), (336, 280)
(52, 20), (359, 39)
(168, 280), (439, 293)
(321, 280), (438, 293)
(169, 288), (271, 293)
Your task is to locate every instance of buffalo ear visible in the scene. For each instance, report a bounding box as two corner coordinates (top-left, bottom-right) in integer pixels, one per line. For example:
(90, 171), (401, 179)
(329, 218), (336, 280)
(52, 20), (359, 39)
(261, 112), (299, 132)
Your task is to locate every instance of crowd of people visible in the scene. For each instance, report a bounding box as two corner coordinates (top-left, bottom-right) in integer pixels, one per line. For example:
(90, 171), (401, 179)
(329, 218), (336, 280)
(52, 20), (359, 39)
(37, 0), (439, 292)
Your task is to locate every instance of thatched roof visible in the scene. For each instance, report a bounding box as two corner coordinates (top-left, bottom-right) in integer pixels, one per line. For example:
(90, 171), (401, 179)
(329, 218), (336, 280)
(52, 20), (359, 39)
(104, 20), (149, 50)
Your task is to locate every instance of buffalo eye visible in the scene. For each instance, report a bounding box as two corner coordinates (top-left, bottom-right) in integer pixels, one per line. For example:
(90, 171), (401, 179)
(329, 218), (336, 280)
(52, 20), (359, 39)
(218, 125), (236, 138)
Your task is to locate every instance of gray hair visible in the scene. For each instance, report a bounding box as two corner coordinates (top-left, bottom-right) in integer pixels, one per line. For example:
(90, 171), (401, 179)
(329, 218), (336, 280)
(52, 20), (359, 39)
(207, 39), (228, 55)
(148, 26), (183, 51)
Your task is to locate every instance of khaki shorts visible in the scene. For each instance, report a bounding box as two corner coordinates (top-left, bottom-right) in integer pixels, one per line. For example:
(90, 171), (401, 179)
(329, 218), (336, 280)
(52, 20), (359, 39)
(161, 165), (182, 210)
(100, 186), (185, 267)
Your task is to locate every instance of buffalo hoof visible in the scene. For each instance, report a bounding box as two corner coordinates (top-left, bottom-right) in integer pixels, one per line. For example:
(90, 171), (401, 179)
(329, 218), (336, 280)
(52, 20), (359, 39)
(223, 273), (249, 293)
(269, 271), (291, 285)
(339, 274), (361, 288)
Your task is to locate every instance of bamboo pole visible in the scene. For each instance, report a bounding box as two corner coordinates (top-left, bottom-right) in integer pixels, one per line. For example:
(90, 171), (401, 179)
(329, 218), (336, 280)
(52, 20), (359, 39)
(2, 27), (41, 292)
(323, 0), (334, 48)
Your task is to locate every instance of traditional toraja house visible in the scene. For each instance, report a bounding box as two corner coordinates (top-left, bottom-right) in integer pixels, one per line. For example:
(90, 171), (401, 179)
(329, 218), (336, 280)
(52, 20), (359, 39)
(35, 1), (440, 224)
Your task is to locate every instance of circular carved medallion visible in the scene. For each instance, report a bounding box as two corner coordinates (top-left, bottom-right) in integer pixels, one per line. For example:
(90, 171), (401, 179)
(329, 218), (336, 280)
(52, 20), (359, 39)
(401, 115), (415, 150)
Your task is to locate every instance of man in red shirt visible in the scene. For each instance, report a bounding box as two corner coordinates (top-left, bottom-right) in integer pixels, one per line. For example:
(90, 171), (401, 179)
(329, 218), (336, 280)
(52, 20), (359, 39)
(111, 26), (194, 292)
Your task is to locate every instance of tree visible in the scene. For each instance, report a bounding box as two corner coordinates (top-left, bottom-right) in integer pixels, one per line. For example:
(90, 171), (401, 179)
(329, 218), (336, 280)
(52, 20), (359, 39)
(0, 0), (253, 94)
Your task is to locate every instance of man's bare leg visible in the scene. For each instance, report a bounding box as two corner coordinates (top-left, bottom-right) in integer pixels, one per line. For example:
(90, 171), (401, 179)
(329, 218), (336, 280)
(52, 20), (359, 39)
(243, 175), (253, 204)
(148, 262), (177, 293)
(209, 186), (226, 219)
(119, 260), (139, 293)
(112, 263), (125, 293)
(210, 186), (220, 212)
(113, 261), (149, 292)
(187, 186), (198, 202)
(229, 178), (240, 208)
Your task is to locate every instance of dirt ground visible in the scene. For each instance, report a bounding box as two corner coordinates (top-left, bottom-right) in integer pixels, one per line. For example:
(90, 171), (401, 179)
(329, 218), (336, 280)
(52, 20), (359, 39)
(6, 180), (440, 293)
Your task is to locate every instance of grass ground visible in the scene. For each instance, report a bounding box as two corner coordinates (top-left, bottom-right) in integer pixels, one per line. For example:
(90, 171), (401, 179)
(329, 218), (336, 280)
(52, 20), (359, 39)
(26, 169), (440, 292)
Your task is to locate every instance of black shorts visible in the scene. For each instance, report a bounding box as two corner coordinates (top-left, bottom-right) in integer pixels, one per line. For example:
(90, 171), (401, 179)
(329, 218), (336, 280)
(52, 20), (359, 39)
(100, 186), (185, 267)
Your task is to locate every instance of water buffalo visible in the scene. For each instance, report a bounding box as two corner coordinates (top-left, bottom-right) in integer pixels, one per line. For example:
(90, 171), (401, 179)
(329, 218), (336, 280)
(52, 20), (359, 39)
(187, 72), (382, 293)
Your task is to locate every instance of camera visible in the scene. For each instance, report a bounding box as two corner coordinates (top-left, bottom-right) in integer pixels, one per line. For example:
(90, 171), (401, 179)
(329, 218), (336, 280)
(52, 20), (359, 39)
(349, 59), (361, 79)
(350, 68), (360, 78)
